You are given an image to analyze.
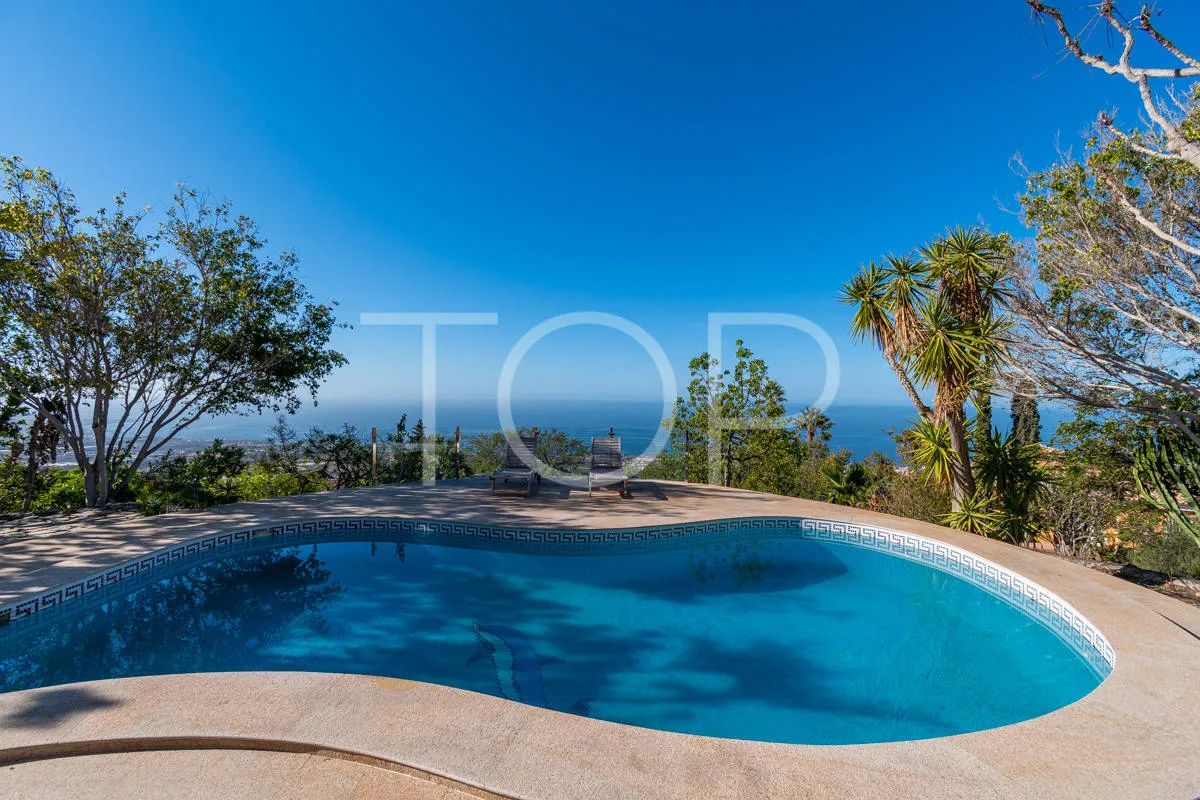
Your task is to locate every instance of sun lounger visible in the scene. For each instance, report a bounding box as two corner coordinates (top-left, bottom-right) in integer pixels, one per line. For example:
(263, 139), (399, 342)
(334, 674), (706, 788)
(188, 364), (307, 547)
(489, 432), (540, 496)
(589, 436), (626, 496)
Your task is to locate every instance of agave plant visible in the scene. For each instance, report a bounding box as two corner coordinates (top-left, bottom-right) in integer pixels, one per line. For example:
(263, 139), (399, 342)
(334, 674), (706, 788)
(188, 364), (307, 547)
(1133, 426), (1200, 549)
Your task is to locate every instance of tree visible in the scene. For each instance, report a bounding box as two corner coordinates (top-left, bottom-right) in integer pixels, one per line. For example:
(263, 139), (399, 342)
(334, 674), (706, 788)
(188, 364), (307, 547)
(663, 341), (792, 488)
(0, 158), (345, 506)
(1026, 1), (1200, 170)
(842, 228), (1012, 508)
(794, 407), (833, 454)
(1010, 381), (1041, 447)
(820, 460), (880, 508)
(304, 425), (372, 490)
(463, 427), (585, 476)
(260, 416), (325, 493)
(1012, 3), (1200, 435)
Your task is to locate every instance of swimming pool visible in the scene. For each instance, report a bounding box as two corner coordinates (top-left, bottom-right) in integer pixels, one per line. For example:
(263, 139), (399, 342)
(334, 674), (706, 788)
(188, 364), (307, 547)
(0, 519), (1110, 745)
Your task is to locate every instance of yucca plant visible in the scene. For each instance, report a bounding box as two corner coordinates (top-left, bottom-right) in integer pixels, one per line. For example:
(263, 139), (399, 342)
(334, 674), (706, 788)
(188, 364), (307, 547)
(1133, 426), (1200, 549)
(943, 491), (1002, 536)
(907, 416), (956, 490)
(841, 226), (1014, 511)
(951, 429), (1050, 543)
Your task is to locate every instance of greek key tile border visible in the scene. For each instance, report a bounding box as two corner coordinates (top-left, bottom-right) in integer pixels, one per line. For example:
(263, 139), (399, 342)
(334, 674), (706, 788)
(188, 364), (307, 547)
(0, 516), (1115, 671)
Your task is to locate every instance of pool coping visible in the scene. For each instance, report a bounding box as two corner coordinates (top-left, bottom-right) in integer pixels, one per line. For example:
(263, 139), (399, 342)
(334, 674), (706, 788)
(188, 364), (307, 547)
(0, 481), (1197, 799)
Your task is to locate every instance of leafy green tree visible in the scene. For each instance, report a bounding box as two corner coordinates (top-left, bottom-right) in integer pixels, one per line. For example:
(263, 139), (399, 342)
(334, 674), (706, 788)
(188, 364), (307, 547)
(30, 469), (86, 512)
(188, 439), (248, 504)
(233, 464), (305, 502)
(304, 425), (372, 490)
(260, 416), (326, 494)
(1013, 3), (1200, 433)
(0, 157), (345, 506)
(673, 340), (792, 487)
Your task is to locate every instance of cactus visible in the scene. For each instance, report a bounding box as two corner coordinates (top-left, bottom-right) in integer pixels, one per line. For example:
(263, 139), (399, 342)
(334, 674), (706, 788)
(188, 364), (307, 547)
(1132, 426), (1200, 549)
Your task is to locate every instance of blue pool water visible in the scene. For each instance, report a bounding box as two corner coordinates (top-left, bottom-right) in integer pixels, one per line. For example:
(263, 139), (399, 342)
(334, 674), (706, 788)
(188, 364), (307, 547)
(0, 533), (1106, 744)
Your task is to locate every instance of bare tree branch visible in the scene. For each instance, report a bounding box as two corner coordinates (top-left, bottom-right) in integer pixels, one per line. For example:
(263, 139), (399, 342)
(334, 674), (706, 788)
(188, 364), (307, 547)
(1026, 0), (1200, 169)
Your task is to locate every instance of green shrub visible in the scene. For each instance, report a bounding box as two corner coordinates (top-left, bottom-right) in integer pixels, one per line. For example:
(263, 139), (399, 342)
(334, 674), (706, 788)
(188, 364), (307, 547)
(30, 469), (86, 512)
(1131, 521), (1200, 579)
(138, 440), (247, 511)
(234, 464), (307, 501)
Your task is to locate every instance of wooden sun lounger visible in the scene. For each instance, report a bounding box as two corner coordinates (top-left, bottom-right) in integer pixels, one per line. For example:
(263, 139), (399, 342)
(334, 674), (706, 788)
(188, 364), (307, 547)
(489, 433), (540, 496)
(589, 436), (626, 496)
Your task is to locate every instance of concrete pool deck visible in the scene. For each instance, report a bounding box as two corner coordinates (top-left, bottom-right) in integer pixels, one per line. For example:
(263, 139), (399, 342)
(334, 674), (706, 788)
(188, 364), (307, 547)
(0, 479), (1198, 799)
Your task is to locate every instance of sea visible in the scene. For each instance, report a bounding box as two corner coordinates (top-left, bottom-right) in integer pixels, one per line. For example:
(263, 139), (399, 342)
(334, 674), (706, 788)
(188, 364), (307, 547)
(183, 400), (1070, 461)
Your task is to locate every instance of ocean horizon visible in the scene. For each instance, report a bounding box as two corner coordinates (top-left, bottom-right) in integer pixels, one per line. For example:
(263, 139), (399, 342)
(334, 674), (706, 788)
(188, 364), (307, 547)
(185, 400), (1070, 460)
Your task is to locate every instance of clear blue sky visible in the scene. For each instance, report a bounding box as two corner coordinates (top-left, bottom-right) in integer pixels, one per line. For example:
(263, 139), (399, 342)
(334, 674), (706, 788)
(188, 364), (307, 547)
(4, 1), (1199, 410)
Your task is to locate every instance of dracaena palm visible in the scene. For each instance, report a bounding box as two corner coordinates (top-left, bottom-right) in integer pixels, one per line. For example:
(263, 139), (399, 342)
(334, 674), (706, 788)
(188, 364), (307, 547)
(841, 263), (894, 353)
(943, 491), (1002, 537)
(908, 416), (956, 490)
(881, 253), (931, 352)
(840, 262), (932, 419)
(844, 227), (1014, 513)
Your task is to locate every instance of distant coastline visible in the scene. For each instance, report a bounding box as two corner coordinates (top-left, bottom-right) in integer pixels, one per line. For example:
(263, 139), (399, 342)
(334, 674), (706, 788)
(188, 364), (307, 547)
(177, 400), (1069, 462)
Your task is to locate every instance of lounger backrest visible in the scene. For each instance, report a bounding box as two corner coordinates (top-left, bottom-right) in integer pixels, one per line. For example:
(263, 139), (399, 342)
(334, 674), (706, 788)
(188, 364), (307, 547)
(503, 433), (538, 470)
(591, 437), (623, 470)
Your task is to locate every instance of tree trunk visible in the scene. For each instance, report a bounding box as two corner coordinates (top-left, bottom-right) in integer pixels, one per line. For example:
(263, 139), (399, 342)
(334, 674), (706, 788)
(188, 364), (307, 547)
(82, 459), (110, 507)
(884, 350), (932, 421)
(21, 429), (37, 513)
(82, 464), (99, 508)
(946, 413), (975, 511)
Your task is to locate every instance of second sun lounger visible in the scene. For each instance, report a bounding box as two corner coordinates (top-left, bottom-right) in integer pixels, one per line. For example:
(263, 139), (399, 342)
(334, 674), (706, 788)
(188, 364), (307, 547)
(589, 436), (627, 496)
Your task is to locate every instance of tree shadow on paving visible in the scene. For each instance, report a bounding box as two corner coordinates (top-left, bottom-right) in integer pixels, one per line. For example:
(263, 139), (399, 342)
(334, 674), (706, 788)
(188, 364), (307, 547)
(2, 686), (122, 729)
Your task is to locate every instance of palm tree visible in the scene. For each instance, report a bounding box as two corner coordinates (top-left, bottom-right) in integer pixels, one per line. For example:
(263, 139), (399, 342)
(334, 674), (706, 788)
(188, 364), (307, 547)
(820, 461), (879, 508)
(842, 227), (1012, 511)
(794, 407), (833, 452)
